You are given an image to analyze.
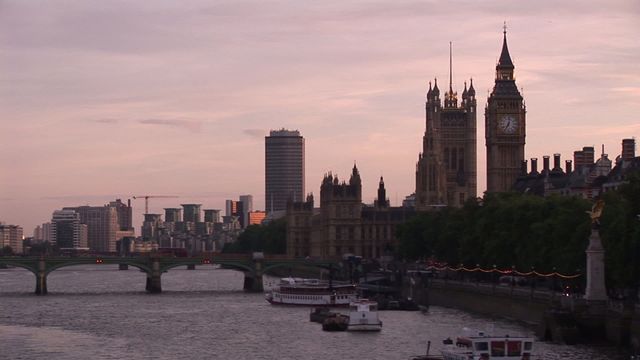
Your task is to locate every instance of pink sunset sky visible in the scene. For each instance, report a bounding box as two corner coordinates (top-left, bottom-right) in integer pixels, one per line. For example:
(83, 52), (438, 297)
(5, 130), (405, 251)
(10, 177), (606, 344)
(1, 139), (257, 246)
(1, 1), (639, 235)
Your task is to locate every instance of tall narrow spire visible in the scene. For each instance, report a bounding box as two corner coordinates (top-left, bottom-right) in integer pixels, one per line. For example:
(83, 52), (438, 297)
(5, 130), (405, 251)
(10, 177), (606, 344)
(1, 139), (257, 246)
(498, 22), (514, 68)
(449, 41), (453, 93)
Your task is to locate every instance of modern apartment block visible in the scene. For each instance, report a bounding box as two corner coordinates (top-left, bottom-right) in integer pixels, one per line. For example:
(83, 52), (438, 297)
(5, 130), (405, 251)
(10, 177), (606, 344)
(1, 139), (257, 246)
(0, 223), (24, 254)
(265, 129), (305, 213)
(51, 210), (88, 249)
(64, 204), (119, 252)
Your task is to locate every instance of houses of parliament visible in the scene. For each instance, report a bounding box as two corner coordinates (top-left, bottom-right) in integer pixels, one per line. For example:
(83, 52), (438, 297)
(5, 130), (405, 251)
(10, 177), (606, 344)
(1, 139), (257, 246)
(416, 28), (525, 209)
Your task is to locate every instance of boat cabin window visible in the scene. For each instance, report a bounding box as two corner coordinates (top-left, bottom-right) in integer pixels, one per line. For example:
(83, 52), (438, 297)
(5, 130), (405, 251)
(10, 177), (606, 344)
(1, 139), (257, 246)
(524, 341), (533, 351)
(370, 304), (377, 311)
(490, 341), (505, 357)
(474, 342), (488, 351)
(506, 341), (522, 356)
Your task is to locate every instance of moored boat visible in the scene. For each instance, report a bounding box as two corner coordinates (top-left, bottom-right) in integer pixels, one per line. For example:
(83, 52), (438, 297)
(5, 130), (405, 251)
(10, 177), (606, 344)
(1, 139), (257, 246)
(347, 299), (382, 331)
(265, 277), (358, 306)
(322, 313), (349, 331)
(440, 332), (535, 360)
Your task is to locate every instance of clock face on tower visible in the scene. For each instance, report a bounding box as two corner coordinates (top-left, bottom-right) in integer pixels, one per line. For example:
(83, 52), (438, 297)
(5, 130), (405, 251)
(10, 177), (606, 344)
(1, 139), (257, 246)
(498, 115), (518, 134)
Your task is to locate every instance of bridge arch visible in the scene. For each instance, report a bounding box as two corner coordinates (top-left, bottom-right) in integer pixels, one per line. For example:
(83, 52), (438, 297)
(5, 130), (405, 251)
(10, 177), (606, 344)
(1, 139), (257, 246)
(46, 260), (151, 275)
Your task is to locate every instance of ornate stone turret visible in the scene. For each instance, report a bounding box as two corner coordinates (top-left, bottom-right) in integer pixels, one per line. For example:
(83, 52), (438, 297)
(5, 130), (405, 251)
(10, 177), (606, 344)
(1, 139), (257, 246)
(375, 176), (389, 208)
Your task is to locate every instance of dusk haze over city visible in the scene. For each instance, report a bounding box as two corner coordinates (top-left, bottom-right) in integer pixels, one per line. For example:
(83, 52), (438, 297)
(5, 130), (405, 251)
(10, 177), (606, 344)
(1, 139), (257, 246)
(1, 0), (638, 233)
(1, 1), (640, 359)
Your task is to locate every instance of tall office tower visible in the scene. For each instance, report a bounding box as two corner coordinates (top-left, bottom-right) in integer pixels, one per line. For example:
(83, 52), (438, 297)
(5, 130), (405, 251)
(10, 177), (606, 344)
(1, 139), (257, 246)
(65, 205), (119, 252)
(141, 214), (163, 242)
(0, 223), (23, 254)
(109, 199), (133, 231)
(415, 43), (477, 209)
(239, 195), (253, 228)
(265, 129), (305, 213)
(225, 200), (245, 228)
(164, 208), (182, 223)
(181, 204), (202, 223)
(204, 209), (221, 223)
(486, 27), (526, 193)
(51, 209), (81, 248)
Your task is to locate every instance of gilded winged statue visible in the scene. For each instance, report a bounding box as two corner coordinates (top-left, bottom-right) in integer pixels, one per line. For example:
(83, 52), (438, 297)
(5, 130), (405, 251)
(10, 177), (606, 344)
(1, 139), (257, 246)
(588, 199), (605, 226)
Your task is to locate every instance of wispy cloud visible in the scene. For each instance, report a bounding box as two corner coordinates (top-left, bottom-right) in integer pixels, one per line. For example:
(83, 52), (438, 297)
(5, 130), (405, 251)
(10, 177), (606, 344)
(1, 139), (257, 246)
(243, 128), (266, 139)
(93, 118), (119, 124)
(138, 118), (202, 132)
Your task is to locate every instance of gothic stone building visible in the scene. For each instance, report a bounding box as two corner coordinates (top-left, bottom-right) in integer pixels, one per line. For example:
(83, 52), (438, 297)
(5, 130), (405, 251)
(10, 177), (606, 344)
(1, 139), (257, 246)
(286, 165), (415, 260)
(415, 49), (477, 209)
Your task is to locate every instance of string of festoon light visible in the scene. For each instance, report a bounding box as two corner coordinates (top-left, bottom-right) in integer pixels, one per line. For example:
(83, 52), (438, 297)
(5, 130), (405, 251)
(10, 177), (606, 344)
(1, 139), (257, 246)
(423, 265), (581, 279)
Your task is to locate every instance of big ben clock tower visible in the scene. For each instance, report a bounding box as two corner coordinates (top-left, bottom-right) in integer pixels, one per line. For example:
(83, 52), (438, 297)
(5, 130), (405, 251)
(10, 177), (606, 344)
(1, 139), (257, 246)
(485, 26), (526, 193)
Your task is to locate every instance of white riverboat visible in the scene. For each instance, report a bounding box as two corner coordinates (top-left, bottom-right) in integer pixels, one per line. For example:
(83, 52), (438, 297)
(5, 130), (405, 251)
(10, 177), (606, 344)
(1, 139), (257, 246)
(264, 277), (358, 306)
(347, 299), (382, 331)
(440, 332), (535, 360)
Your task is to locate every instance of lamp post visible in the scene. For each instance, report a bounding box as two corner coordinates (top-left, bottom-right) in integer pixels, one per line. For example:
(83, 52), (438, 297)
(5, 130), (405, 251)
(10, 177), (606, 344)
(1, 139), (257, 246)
(511, 265), (516, 297)
(552, 267), (557, 299)
(492, 264), (497, 292)
(530, 266), (535, 298)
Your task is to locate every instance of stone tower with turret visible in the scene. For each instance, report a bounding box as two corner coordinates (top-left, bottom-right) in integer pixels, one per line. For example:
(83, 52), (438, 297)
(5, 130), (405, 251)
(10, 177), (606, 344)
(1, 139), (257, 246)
(416, 44), (477, 209)
(485, 27), (527, 193)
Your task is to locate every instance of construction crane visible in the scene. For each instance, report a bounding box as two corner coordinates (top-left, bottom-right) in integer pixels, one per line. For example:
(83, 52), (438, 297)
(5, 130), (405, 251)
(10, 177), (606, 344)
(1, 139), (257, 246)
(132, 195), (179, 214)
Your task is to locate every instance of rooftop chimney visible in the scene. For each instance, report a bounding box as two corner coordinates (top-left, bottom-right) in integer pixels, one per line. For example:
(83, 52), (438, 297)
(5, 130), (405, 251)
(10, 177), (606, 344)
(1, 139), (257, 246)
(520, 160), (528, 176)
(553, 153), (561, 172)
(530, 158), (538, 175)
(566, 160), (573, 174)
(543, 155), (550, 173)
(622, 138), (636, 161)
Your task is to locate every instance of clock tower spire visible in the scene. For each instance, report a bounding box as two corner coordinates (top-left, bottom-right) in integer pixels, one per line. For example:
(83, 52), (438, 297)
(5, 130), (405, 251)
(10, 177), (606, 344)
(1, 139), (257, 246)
(485, 25), (526, 193)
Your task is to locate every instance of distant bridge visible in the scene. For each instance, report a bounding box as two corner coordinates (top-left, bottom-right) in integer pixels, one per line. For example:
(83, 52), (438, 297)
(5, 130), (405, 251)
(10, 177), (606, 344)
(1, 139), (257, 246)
(0, 254), (338, 295)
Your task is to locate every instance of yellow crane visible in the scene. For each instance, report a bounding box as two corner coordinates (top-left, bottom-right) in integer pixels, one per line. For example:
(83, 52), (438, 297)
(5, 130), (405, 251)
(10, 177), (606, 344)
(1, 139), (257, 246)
(132, 195), (179, 214)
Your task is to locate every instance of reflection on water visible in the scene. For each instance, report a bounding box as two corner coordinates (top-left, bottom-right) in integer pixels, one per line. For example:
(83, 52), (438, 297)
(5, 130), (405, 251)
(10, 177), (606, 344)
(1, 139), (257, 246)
(0, 266), (627, 360)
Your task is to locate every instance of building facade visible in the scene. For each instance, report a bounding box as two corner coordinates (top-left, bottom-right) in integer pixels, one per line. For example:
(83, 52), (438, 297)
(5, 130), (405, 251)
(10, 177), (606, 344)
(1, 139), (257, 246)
(485, 29), (527, 193)
(65, 205), (119, 252)
(265, 129), (305, 213)
(286, 165), (415, 259)
(416, 45), (477, 209)
(51, 209), (83, 249)
(0, 223), (23, 254)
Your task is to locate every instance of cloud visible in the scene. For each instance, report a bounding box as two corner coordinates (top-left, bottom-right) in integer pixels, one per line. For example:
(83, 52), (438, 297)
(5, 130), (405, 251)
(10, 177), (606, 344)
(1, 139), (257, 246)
(243, 129), (266, 139)
(93, 118), (119, 124)
(138, 118), (203, 132)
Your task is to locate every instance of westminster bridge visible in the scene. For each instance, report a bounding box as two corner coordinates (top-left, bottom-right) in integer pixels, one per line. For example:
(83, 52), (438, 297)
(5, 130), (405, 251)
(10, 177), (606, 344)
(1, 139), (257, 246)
(0, 253), (337, 295)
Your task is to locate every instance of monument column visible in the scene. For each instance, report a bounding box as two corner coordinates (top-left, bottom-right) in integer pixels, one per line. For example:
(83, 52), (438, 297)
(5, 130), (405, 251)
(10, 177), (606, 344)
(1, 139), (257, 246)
(584, 200), (607, 302)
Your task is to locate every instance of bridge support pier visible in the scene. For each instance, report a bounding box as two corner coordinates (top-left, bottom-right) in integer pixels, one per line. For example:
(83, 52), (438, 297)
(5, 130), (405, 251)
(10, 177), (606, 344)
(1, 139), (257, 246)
(35, 258), (47, 295)
(35, 272), (48, 295)
(146, 258), (162, 294)
(243, 274), (263, 292)
(119, 264), (129, 270)
(244, 258), (264, 292)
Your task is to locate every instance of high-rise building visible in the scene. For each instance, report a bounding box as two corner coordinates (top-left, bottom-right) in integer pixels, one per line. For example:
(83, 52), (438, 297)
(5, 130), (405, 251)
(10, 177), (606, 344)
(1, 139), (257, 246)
(182, 204), (202, 223)
(204, 209), (221, 223)
(248, 211), (267, 226)
(415, 43), (477, 209)
(65, 205), (119, 252)
(0, 223), (23, 254)
(164, 208), (182, 223)
(239, 195), (253, 228)
(109, 199), (133, 231)
(265, 129), (305, 213)
(485, 28), (527, 193)
(51, 209), (81, 248)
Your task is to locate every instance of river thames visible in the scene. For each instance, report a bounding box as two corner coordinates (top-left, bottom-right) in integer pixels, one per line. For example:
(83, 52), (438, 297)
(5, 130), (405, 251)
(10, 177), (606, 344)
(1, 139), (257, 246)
(0, 265), (627, 359)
